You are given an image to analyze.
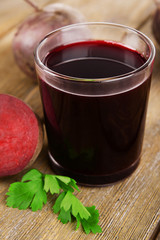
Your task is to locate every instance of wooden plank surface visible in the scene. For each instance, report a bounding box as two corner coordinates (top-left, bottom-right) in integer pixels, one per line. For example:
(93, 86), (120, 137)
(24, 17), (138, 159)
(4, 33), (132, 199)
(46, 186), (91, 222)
(0, 0), (160, 239)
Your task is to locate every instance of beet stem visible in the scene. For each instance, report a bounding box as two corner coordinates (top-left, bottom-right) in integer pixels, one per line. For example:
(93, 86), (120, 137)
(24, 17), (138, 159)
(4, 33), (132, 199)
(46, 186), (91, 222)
(24, 0), (41, 12)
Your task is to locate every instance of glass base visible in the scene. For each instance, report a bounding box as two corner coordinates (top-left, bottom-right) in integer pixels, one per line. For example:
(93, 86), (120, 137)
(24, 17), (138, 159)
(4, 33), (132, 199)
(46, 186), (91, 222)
(48, 151), (140, 186)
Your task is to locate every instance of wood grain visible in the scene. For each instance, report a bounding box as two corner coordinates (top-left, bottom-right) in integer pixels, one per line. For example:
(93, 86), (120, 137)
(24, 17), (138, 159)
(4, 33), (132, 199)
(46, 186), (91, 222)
(0, 0), (160, 239)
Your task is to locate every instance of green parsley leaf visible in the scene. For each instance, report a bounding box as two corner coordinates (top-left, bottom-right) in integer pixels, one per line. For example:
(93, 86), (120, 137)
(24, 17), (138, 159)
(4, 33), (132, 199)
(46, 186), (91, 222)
(6, 169), (47, 211)
(6, 169), (102, 235)
(80, 206), (102, 234)
(44, 174), (79, 194)
(75, 214), (81, 230)
(53, 191), (91, 221)
(58, 208), (72, 224)
(44, 174), (61, 194)
(56, 176), (80, 192)
(60, 191), (90, 219)
(21, 169), (43, 182)
(53, 192), (66, 214)
(53, 191), (102, 234)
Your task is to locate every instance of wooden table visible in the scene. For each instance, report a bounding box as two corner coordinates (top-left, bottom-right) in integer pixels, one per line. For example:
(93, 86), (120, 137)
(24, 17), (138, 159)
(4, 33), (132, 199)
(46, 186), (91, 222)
(0, 0), (160, 239)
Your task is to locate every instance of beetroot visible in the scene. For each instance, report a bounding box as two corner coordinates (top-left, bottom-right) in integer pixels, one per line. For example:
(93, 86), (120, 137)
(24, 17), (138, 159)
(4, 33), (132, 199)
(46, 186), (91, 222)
(12, 2), (85, 81)
(152, 0), (160, 45)
(0, 94), (43, 177)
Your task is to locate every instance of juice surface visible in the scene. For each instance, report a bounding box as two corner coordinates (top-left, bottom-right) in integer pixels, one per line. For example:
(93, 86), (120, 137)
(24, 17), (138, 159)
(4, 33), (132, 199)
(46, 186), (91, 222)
(45, 40), (145, 79)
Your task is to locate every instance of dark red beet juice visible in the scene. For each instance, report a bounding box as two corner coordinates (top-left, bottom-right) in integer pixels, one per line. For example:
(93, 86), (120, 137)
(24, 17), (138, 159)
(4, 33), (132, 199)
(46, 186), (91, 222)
(39, 40), (151, 185)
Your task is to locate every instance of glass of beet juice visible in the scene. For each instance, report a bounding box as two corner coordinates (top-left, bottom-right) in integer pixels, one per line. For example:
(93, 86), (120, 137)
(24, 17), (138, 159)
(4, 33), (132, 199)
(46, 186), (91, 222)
(34, 22), (155, 186)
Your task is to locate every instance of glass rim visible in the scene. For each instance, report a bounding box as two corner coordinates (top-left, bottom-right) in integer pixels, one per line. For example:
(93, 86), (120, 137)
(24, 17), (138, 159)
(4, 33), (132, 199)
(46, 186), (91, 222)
(34, 21), (156, 83)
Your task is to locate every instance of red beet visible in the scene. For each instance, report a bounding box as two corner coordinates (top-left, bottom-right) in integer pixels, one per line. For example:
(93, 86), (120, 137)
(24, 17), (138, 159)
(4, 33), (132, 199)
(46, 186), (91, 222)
(152, 0), (160, 45)
(0, 94), (43, 177)
(12, 3), (85, 81)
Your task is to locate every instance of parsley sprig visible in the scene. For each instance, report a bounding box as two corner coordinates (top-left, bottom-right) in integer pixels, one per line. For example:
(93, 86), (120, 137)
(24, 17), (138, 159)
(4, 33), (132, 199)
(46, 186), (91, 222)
(6, 169), (102, 234)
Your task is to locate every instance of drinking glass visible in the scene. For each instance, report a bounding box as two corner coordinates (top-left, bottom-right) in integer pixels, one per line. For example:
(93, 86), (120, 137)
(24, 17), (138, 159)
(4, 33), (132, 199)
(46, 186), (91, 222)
(34, 22), (155, 186)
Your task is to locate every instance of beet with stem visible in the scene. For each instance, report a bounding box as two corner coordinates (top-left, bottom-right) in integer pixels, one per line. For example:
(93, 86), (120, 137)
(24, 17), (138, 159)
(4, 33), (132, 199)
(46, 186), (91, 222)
(12, 1), (85, 81)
